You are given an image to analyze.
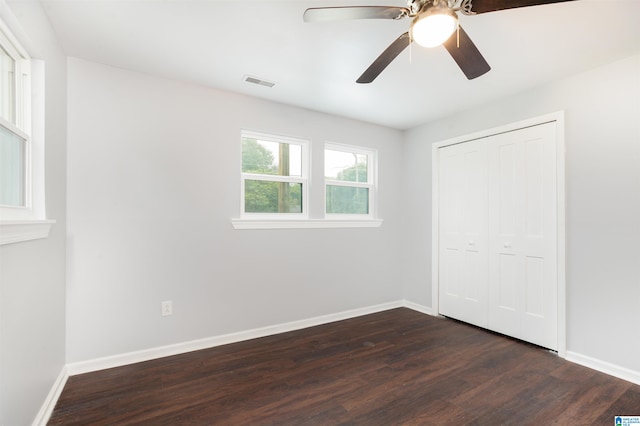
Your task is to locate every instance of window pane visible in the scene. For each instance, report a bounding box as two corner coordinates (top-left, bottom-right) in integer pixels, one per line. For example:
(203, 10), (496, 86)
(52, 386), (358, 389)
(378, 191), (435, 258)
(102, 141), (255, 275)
(0, 124), (26, 207)
(0, 46), (15, 124)
(245, 180), (302, 213)
(325, 149), (368, 183)
(326, 185), (368, 215)
(242, 138), (302, 177)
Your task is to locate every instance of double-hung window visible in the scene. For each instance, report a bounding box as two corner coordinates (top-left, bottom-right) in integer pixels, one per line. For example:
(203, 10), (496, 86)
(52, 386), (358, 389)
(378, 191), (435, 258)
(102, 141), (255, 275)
(324, 143), (377, 218)
(0, 22), (30, 211)
(241, 131), (309, 218)
(0, 14), (52, 245)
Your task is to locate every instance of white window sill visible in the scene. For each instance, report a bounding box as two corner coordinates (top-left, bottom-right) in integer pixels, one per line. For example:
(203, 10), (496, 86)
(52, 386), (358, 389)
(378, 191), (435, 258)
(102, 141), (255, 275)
(0, 220), (55, 245)
(231, 219), (383, 230)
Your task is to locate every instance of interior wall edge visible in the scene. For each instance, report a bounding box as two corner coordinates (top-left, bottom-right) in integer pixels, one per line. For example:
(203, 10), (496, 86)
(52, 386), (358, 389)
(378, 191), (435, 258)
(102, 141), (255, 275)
(31, 366), (69, 426)
(402, 300), (434, 316)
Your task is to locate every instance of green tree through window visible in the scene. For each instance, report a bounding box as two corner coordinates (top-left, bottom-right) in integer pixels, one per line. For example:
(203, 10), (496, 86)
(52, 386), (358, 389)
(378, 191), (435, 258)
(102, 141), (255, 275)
(326, 162), (369, 214)
(241, 136), (304, 214)
(242, 138), (276, 174)
(324, 145), (375, 216)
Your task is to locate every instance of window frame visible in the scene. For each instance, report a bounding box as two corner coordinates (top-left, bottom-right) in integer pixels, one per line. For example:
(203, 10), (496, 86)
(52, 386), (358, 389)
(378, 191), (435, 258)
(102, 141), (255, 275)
(0, 20), (31, 212)
(0, 11), (53, 245)
(324, 142), (377, 220)
(240, 130), (310, 220)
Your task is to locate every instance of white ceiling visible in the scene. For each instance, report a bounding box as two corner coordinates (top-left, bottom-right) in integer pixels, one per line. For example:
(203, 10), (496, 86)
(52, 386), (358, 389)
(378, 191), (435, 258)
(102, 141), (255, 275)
(39, 0), (640, 130)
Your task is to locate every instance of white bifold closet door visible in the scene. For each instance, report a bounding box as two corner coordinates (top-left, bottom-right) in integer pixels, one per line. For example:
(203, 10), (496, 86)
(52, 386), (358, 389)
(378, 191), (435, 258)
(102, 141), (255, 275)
(438, 121), (558, 350)
(487, 122), (557, 350)
(438, 139), (488, 329)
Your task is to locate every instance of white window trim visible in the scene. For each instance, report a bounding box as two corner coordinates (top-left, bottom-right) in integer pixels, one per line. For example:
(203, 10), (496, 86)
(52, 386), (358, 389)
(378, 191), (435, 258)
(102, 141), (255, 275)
(324, 142), (377, 220)
(0, 219), (56, 244)
(231, 218), (382, 230)
(239, 130), (310, 220)
(232, 133), (383, 230)
(0, 10), (54, 245)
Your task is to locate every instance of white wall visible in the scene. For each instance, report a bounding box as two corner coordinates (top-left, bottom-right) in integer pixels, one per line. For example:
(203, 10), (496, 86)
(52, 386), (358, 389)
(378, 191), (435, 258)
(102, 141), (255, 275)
(0, 2), (67, 425)
(403, 53), (640, 375)
(66, 58), (405, 363)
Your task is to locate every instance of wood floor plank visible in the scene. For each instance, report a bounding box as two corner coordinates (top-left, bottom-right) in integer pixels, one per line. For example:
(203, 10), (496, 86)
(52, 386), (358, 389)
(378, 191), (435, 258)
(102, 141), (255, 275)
(49, 308), (640, 425)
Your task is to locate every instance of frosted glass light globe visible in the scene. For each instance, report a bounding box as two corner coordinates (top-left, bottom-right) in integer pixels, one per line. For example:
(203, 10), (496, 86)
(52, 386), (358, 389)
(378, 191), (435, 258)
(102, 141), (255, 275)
(411, 12), (458, 48)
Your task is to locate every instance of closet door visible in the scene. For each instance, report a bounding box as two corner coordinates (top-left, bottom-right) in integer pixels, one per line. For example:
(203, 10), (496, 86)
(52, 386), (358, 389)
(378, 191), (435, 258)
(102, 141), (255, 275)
(438, 140), (488, 328)
(487, 122), (557, 350)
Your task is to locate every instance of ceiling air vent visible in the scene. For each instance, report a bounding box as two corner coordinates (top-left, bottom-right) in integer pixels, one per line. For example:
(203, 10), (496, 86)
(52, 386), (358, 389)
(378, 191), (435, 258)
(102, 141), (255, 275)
(243, 75), (275, 88)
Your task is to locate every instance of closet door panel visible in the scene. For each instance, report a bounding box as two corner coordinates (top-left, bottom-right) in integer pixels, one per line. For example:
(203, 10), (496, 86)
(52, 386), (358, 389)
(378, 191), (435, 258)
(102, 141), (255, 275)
(439, 147), (464, 312)
(521, 124), (557, 349)
(488, 122), (557, 350)
(438, 141), (488, 328)
(488, 135), (523, 337)
(488, 133), (511, 337)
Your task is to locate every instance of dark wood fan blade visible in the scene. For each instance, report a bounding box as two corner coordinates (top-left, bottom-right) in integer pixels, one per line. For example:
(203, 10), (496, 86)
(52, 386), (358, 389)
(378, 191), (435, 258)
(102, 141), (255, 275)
(469, 0), (576, 14)
(357, 32), (411, 84)
(443, 26), (491, 80)
(303, 6), (409, 23)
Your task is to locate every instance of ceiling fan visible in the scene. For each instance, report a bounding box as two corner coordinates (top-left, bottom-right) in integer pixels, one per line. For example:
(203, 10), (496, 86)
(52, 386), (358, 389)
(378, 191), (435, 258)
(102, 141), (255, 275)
(303, 0), (576, 83)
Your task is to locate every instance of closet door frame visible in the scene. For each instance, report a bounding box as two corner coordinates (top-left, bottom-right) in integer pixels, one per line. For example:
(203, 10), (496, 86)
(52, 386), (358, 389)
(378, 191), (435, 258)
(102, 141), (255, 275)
(431, 111), (566, 357)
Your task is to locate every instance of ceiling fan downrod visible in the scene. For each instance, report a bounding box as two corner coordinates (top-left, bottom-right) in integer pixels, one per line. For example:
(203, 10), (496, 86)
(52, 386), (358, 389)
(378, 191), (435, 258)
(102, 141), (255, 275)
(408, 0), (475, 15)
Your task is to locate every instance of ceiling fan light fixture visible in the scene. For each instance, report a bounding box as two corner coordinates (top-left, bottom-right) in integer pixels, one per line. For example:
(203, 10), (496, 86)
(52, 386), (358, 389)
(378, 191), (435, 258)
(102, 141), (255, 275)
(411, 8), (458, 48)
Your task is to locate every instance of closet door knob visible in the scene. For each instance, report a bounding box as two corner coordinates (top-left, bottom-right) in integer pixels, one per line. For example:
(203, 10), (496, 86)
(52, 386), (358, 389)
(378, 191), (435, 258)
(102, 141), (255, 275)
(468, 240), (475, 246)
(503, 242), (512, 248)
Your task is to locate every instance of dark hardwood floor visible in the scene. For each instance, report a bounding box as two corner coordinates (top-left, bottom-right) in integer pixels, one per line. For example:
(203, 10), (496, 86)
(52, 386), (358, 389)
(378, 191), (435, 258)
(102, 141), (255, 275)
(49, 308), (640, 425)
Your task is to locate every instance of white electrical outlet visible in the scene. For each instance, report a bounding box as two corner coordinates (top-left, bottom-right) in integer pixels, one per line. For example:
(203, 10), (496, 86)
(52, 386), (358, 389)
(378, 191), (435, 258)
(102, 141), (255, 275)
(161, 300), (173, 316)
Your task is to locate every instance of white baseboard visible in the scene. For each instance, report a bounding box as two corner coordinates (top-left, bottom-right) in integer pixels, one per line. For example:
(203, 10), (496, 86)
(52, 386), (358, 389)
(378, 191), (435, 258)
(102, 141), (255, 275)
(566, 351), (640, 386)
(32, 366), (68, 426)
(66, 300), (405, 376)
(403, 300), (434, 316)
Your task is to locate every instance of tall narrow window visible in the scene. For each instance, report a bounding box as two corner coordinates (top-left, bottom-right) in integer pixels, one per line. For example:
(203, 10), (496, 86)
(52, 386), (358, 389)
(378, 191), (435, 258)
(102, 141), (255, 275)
(0, 21), (31, 211)
(241, 131), (309, 217)
(324, 143), (377, 218)
(0, 13), (53, 245)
